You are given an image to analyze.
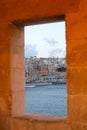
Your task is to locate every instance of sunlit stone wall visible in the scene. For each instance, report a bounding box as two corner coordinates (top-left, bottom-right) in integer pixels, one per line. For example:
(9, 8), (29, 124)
(0, 0), (87, 129)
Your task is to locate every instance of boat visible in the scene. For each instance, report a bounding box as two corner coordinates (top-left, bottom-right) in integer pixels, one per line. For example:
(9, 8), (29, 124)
(26, 84), (35, 88)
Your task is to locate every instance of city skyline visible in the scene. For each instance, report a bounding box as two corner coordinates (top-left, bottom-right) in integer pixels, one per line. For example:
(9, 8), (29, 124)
(24, 21), (66, 58)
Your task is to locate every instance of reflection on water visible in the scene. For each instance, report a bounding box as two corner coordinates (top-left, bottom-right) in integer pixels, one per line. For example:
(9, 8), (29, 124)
(25, 84), (67, 116)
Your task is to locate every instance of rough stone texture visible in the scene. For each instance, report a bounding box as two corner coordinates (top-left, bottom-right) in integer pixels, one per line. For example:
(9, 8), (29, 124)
(12, 91), (25, 116)
(0, 117), (9, 130)
(9, 118), (28, 130)
(67, 39), (87, 67)
(0, 0), (87, 129)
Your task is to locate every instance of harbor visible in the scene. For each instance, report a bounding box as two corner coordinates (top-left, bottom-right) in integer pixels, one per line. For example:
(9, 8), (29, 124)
(25, 57), (66, 87)
(26, 84), (67, 116)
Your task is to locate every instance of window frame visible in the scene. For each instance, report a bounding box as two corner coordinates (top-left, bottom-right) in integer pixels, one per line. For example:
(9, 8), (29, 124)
(11, 15), (67, 121)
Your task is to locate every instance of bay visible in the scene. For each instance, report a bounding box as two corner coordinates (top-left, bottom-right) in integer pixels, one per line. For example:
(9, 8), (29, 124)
(25, 84), (67, 116)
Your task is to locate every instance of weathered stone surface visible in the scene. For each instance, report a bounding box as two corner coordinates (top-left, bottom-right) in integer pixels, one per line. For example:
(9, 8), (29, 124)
(0, 117), (9, 130)
(0, 0), (87, 130)
(67, 39), (87, 67)
(11, 69), (25, 92)
(0, 24), (11, 44)
(46, 122), (69, 130)
(69, 122), (83, 130)
(0, 0), (80, 23)
(9, 118), (28, 130)
(81, 96), (87, 122)
(0, 69), (10, 94)
(68, 95), (82, 122)
(27, 121), (47, 130)
(0, 96), (11, 116)
(67, 68), (82, 95)
(12, 91), (25, 117)
(66, 12), (87, 40)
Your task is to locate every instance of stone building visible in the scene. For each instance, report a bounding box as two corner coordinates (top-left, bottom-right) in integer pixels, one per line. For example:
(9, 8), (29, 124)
(0, 0), (87, 130)
(35, 75), (66, 84)
(25, 57), (66, 83)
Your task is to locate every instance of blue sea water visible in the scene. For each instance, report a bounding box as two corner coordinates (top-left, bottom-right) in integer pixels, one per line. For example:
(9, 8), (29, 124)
(25, 84), (67, 116)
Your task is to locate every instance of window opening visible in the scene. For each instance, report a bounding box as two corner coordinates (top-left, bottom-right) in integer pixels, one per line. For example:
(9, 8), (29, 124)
(24, 21), (67, 116)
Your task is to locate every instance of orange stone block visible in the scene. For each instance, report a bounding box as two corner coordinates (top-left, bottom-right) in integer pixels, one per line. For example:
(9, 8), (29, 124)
(0, 96), (11, 116)
(82, 123), (87, 130)
(11, 53), (24, 69)
(0, 69), (10, 94)
(11, 69), (25, 92)
(9, 118), (28, 130)
(0, 117), (9, 130)
(67, 68), (82, 95)
(0, 24), (11, 45)
(67, 39), (87, 67)
(81, 96), (87, 122)
(67, 68), (87, 95)
(0, 45), (10, 68)
(12, 91), (25, 116)
(33, 121), (46, 130)
(46, 122), (69, 130)
(79, 0), (87, 16)
(69, 122), (82, 130)
(68, 95), (82, 122)
(66, 12), (87, 40)
(11, 24), (24, 47)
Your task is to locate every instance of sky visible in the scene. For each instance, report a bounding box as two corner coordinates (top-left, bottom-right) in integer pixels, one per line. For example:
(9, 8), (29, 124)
(24, 21), (66, 58)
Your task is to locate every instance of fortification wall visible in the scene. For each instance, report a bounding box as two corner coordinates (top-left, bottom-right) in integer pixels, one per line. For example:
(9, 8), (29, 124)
(0, 0), (87, 129)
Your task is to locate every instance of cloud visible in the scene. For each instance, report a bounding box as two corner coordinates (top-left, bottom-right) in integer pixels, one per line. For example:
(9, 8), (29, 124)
(50, 49), (66, 58)
(24, 37), (66, 58)
(24, 22), (66, 58)
(43, 37), (58, 45)
(24, 44), (38, 57)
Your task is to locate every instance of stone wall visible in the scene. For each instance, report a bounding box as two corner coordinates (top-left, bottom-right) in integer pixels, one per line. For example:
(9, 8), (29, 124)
(0, 0), (87, 129)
